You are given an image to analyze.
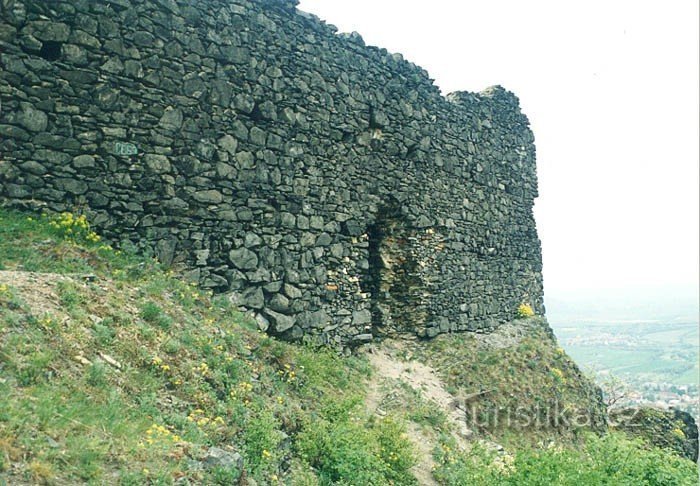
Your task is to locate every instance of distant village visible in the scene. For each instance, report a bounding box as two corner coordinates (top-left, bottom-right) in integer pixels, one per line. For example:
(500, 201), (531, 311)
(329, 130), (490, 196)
(559, 329), (699, 422)
(622, 381), (699, 420)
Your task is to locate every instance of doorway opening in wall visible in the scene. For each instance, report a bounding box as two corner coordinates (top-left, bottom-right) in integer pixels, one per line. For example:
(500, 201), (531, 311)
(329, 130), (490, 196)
(364, 202), (425, 337)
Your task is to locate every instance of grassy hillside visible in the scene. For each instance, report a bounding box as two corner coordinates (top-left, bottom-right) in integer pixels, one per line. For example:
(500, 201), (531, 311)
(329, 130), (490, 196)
(413, 320), (608, 447)
(0, 208), (697, 485)
(0, 210), (413, 485)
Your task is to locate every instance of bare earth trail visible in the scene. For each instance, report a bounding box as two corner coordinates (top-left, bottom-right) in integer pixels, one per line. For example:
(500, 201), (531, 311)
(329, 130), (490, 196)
(363, 340), (474, 485)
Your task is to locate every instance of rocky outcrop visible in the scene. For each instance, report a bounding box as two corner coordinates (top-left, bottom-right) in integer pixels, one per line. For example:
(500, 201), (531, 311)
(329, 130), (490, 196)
(0, 0), (544, 347)
(610, 407), (699, 462)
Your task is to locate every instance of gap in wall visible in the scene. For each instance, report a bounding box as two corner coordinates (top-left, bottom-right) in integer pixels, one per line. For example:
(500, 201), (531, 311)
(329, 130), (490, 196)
(365, 202), (425, 337)
(38, 41), (62, 61)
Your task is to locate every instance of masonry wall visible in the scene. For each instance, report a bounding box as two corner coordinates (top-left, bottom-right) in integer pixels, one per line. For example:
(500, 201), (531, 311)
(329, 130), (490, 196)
(0, 0), (545, 347)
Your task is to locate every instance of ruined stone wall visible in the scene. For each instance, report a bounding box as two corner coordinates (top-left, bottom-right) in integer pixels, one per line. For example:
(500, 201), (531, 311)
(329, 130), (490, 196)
(0, 0), (545, 347)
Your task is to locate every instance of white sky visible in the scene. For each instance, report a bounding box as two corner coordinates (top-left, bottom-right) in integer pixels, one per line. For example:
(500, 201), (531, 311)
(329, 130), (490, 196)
(298, 0), (699, 300)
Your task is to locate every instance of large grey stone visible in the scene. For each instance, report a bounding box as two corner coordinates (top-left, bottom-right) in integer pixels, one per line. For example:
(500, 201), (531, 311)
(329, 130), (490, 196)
(101, 58), (124, 74)
(249, 127), (266, 146)
(268, 293), (290, 313)
(264, 309), (296, 333)
(352, 333), (374, 343)
(20, 161), (46, 175)
(244, 233), (263, 248)
(144, 154), (171, 174)
(235, 151), (254, 168)
(203, 447), (243, 471)
(234, 94), (255, 114)
(240, 287), (264, 309)
(229, 248), (258, 270)
(193, 190), (223, 204)
(219, 45), (250, 64)
(73, 155), (96, 168)
(0, 124), (30, 141)
(70, 30), (101, 48)
(17, 103), (48, 133)
(54, 178), (88, 195)
(218, 134), (238, 154)
(299, 309), (330, 329)
(0, 24), (17, 43)
(316, 232), (332, 246)
(255, 313), (270, 332)
(159, 107), (183, 131)
(283, 284), (302, 299)
(155, 238), (177, 266)
(352, 309), (372, 325)
(25, 21), (70, 42)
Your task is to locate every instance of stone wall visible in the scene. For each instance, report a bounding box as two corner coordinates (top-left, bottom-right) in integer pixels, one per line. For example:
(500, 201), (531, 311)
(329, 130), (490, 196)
(0, 0), (545, 347)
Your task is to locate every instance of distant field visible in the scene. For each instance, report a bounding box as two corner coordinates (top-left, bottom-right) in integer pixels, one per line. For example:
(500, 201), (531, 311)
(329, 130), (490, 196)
(552, 322), (699, 386)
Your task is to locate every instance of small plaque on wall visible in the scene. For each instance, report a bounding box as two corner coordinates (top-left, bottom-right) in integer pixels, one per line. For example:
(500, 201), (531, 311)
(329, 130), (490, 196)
(114, 142), (138, 156)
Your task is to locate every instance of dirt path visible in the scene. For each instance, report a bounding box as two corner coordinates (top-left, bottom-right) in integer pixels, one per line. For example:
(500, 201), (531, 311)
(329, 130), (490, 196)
(406, 421), (441, 486)
(366, 341), (473, 446)
(363, 340), (475, 485)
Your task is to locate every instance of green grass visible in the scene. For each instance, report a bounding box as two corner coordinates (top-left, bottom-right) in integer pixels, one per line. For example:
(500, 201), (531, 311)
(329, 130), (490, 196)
(412, 322), (608, 447)
(433, 432), (698, 486)
(0, 208), (696, 484)
(0, 209), (415, 485)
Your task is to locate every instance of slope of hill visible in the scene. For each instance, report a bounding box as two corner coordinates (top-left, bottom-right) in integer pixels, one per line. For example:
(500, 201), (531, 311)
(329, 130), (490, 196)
(0, 208), (696, 485)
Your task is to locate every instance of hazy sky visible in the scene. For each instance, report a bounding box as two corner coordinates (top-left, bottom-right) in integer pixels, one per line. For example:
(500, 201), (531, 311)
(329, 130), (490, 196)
(298, 0), (699, 300)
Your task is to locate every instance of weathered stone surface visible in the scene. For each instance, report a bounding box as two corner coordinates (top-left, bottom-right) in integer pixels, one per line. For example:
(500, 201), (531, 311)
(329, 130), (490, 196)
(17, 103), (48, 133)
(158, 107), (183, 131)
(219, 45), (250, 64)
(0, 0), (545, 348)
(352, 333), (373, 343)
(284, 284), (302, 299)
(264, 309), (296, 333)
(25, 21), (70, 42)
(229, 248), (258, 270)
(156, 239), (177, 266)
(352, 309), (372, 326)
(316, 232), (332, 246)
(70, 30), (101, 48)
(144, 154), (171, 174)
(193, 190), (223, 204)
(299, 309), (330, 329)
(244, 233), (263, 248)
(54, 178), (88, 195)
(0, 124), (30, 141)
(72, 155), (96, 168)
(268, 293), (290, 313)
(203, 447), (243, 471)
(218, 134), (238, 155)
(0, 24), (17, 43)
(63, 44), (88, 65)
(101, 58), (124, 74)
(20, 161), (46, 175)
(240, 286), (264, 309)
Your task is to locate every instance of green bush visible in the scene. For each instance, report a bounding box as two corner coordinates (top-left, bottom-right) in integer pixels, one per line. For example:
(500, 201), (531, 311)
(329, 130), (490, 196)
(433, 432), (698, 486)
(242, 408), (283, 479)
(296, 399), (416, 485)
